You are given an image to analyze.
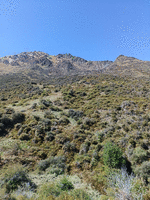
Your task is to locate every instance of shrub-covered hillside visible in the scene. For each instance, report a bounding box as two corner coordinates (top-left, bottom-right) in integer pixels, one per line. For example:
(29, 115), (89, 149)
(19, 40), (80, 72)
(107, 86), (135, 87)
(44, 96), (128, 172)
(0, 72), (150, 200)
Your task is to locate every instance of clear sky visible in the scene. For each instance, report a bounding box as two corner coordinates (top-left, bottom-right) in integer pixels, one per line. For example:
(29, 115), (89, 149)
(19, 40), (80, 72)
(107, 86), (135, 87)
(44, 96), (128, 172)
(0, 0), (150, 61)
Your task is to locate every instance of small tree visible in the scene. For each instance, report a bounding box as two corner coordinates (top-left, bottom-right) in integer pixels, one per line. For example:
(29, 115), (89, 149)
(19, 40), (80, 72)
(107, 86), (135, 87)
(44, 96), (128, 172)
(57, 176), (74, 191)
(103, 141), (126, 168)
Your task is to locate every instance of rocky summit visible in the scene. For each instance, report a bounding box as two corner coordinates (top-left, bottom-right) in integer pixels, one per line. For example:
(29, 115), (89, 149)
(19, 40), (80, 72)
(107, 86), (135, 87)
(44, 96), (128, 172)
(0, 51), (112, 77)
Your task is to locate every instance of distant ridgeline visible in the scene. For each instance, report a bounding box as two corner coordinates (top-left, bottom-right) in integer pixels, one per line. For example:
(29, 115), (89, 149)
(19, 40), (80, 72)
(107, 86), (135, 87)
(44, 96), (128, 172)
(0, 51), (150, 79)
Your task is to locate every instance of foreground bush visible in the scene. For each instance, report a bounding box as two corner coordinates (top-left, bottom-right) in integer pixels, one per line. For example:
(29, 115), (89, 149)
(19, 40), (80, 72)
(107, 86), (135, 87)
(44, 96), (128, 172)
(135, 161), (150, 185)
(131, 147), (148, 165)
(34, 182), (91, 200)
(38, 156), (66, 175)
(107, 167), (144, 200)
(37, 182), (61, 198)
(3, 170), (36, 193)
(57, 176), (74, 191)
(57, 189), (92, 200)
(35, 176), (74, 199)
(103, 141), (126, 168)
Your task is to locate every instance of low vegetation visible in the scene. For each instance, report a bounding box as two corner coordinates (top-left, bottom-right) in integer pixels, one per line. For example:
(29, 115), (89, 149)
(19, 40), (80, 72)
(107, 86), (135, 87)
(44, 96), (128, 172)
(0, 68), (150, 199)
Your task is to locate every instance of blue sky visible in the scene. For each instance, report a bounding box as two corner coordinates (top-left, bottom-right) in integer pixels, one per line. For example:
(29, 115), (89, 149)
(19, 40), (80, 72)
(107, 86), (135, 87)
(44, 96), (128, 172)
(0, 0), (150, 61)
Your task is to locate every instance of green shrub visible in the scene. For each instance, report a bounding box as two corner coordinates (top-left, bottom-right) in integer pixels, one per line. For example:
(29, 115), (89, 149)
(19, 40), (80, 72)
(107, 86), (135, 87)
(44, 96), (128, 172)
(49, 167), (64, 176)
(62, 142), (77, 153)
(1, 115), (13, 128)
(58, 189), (92, 200)
(131, 147), (148, 165)
(68, 109), (83, 121)
(57, 176), (74, 191)
(58, 116), (70, 125)
(134, 161), (150, 184)
(79, 142), (90, 155)
(12, 112), (25, 124)
(103, 141), (126, 168)
(95, 131), (104, 142)
(38, 159), (51, 171)
(37, 182), (89, 199)
(38, 156), (66, 173)
(4, 171), (36, 193)
(37, 183), (61, 198)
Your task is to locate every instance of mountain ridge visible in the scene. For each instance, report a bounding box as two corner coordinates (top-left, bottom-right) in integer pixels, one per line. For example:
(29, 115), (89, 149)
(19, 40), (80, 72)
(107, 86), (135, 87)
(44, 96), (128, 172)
(0, 51), (150, 80)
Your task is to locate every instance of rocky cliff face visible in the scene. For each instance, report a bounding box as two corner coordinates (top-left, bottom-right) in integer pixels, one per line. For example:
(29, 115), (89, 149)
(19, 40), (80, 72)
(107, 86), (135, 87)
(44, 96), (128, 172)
(0, 51), (113, 78)
(0, 52), (150, 80)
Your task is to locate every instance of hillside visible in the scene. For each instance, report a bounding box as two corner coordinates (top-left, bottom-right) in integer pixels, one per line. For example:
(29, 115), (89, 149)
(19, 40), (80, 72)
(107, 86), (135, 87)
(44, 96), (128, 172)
(103, 55), (150, 78)
(0, 52), (150, 200)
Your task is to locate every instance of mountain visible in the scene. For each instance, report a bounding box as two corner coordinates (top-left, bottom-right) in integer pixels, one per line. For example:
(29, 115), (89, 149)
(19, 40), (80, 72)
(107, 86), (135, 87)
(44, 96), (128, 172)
(0, 52), (150, 85)
(0, 51), (112, 77)
(103, 55), (150, 77)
